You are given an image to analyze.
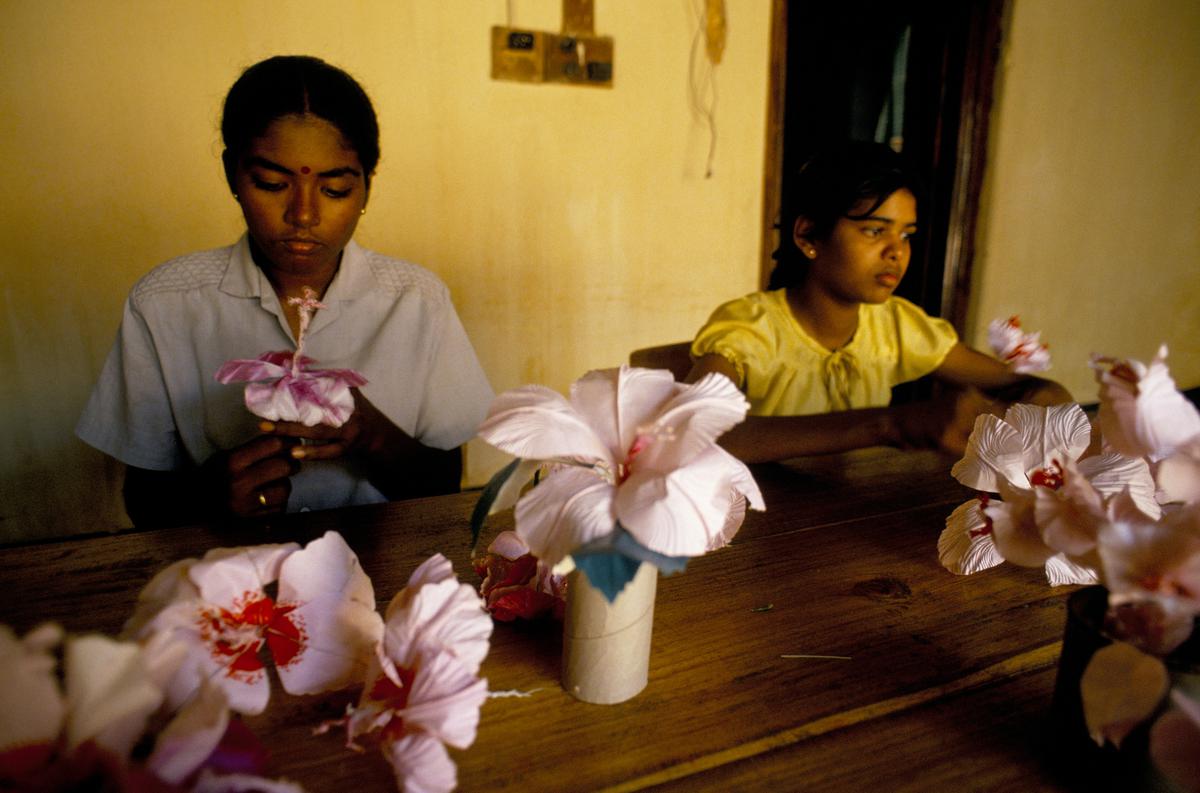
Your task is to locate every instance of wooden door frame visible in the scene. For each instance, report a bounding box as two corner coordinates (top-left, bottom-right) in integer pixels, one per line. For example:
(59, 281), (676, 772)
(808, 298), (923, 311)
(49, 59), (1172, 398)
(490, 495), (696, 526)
(758, 0), (1007, 334)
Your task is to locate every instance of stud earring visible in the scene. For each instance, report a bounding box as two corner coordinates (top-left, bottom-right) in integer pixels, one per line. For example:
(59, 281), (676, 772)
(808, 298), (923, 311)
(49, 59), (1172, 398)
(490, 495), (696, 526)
(232, 193), (240, 202)
(360, 208), (366, 216)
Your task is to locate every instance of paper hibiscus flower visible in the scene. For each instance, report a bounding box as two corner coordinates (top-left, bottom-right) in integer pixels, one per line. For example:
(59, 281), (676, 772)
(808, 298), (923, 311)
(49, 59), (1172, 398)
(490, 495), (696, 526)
(0, 624), (300, 793)
(336, 554), (492, 793)
(987, 315), (1051, 373)
(472, 365), (764, 600)
(937, 403), (1158, 585)
(473, 531), (567, 622)
(125, 532), (383, 715)
(215, 286), (368, 427)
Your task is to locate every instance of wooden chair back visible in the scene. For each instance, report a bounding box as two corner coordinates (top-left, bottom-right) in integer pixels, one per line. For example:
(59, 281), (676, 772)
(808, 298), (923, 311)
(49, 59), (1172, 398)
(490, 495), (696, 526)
(629, 341), (693, 381)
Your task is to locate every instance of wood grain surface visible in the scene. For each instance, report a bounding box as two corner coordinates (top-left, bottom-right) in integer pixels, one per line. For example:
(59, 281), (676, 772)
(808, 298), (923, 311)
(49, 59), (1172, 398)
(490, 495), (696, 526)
(0, 449), (1079, 791)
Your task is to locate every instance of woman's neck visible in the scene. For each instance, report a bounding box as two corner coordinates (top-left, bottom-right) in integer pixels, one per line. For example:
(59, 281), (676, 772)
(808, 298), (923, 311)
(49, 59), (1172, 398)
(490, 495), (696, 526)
(785, 283), (860, 351)
(249, 240), (340, 341)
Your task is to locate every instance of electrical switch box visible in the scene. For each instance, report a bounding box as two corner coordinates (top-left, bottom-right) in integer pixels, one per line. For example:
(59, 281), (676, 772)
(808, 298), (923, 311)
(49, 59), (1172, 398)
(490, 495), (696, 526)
(491, 27), (547, 83)
(491, 26), (613, 88)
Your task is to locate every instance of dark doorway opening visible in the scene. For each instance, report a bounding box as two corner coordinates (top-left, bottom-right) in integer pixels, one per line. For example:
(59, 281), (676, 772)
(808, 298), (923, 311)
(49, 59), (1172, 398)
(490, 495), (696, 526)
(761, 0), (1006, 335)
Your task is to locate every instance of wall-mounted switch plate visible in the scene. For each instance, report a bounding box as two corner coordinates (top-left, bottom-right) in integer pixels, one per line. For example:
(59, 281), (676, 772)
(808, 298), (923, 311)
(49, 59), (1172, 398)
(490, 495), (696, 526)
(544, 33), (613, 87)
(491, 25), (613, 87)
(491, 26), (546, 83)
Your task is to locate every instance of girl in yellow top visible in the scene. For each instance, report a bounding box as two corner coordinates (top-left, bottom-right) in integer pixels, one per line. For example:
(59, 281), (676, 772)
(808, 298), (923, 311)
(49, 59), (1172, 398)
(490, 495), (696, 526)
(688, 142), (1070, 462)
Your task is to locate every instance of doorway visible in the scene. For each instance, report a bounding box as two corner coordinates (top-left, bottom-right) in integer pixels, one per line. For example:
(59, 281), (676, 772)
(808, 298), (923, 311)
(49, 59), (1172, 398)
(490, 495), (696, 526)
(760, 0), (1006, 333)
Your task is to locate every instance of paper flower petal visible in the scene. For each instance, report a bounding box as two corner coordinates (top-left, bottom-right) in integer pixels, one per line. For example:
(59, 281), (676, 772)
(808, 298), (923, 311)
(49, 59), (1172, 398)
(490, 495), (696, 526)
(629, 372), (750, 474)
(383, 554), (493, 675)
(617, 446), (746, 557)
(147, 680), (230, 784)
(988, 316), (1051, 373)
(478, 385), (614, 466)
(397, 652), (488, 749)
(1150, 690), (1200, 793)
(952, 413), (1024, 491)
(1034, 460), (1104, 557)
(569, 366), (678, 461)
(384, 733), (457, 793)
(0, 624), (65, 759)
(1157, 440), (1200, 504)
(514, 466), (616, 568)
(189, 544), (299, 608)
(987, 483), (1055, 567)
(1078, 450), (1160, 519)
(1081, 641), (1168, 748)
(276, 532), (383, 696)
(1004, 402), (1091, 474)
(1095, 345), (1200, 460)
(1043, 554), (1099, 586)
(938, 499), (1004, 575)
(63, 634), (164, 757)
(215, 357), (290, 384)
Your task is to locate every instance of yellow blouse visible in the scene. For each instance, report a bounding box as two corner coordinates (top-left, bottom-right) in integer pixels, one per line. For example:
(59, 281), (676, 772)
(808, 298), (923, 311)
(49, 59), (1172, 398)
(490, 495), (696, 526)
(690, 290), (958, 416)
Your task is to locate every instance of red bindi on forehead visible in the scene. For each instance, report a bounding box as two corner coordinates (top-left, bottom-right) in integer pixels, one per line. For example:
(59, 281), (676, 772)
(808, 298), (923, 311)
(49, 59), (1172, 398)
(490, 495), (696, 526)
(300, 166), (311, 174)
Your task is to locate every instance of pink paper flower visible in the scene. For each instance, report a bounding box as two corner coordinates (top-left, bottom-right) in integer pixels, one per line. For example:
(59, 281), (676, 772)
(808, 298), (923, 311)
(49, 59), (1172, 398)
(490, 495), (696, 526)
(988, 315), (1051, 373)
(0, 625), (297, 792)
(339, 555), (492, 793)
(476, 366), (764, 568)
(1096, 494), (1200, 654)
(472, 531), (567, 621)
(215, 286), (368, 427)
(1092, 344), (1200, 461)
(127, 532), (383, 715)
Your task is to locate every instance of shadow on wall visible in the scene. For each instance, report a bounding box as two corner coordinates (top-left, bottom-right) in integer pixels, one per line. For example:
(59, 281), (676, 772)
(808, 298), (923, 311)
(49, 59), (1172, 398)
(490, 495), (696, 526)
(0, 444), (127, 545)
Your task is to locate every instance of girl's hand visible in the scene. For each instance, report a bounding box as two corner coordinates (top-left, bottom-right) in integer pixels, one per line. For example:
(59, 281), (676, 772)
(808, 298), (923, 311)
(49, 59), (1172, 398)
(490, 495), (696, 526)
(886, 388), (998, 457)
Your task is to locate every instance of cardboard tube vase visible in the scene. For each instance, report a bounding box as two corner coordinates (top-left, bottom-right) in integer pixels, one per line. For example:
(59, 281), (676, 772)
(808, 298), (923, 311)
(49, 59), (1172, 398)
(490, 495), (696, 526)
(562, 561), (657, 704)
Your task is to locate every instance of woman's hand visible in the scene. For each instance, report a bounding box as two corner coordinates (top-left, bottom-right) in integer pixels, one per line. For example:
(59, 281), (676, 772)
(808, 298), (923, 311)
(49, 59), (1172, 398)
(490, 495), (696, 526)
(123, 435), (298, 527)
(258, 388), (387, 463)
(259, 390), (463, 499)
(202, 435), (299, 517)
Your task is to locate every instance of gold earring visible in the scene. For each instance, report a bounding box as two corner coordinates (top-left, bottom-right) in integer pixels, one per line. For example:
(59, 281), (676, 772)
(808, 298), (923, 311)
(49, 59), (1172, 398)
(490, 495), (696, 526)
(360, 208), (366, 216)
(233, 193), (240, 202)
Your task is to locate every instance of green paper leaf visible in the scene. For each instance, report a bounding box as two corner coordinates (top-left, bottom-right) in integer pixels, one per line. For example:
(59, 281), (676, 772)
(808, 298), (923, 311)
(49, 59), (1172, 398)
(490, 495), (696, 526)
(470, 457), (522, 549)
(573, 526), (690, 602)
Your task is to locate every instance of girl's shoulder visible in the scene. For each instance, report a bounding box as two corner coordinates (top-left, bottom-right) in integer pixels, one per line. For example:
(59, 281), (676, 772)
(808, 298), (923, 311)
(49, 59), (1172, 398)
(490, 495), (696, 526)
(705, 289), (790, 324)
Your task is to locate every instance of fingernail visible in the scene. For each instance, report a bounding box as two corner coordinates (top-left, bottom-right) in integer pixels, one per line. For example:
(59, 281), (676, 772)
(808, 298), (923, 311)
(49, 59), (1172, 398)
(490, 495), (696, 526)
(260, 421), (275, 432)
(291, 447), (306, 459)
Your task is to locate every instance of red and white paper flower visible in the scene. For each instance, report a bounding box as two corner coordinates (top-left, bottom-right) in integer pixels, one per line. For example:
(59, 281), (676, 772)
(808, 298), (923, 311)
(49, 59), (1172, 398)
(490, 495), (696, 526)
(988, 315), (1051, 373)
(126, 532), (382, 715)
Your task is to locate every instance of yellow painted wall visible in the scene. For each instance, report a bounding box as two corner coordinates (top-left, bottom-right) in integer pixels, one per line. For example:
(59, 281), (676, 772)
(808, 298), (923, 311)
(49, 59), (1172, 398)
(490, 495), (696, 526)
(0, 2), (771, 541)
(970, 0), (1200, 400)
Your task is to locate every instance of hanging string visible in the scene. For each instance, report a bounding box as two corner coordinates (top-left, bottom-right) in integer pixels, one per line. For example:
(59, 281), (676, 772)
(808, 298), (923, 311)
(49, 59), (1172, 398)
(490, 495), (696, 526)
(688, 0), (721, 178)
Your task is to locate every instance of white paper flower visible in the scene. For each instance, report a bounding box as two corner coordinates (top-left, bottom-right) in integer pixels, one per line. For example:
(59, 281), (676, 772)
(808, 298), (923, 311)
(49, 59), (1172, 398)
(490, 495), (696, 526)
(476, 366), (764, 567)
(988, 316), (1051, 373)
(939, 403), (1156, 585)
(1092, 344), (1200, 461)
(341, 555), (491, 793)
(128, 532), (383, 715)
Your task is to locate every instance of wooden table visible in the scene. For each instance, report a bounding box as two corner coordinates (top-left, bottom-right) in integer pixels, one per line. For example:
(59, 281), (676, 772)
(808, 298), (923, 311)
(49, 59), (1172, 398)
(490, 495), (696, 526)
(0, 449), (1083, 791)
